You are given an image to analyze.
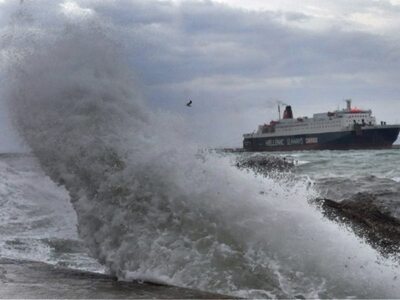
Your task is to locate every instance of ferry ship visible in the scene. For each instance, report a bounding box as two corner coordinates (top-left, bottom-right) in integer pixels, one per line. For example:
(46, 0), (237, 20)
(243, 100), (400, 151)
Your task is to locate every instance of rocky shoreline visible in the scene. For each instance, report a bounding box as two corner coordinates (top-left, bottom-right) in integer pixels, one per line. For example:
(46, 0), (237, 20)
(236, 154), (294, 174)
(316, 194), (400, 258)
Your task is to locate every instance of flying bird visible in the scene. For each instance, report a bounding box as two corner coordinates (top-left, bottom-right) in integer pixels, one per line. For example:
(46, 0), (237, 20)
(186, 100), (192, 107)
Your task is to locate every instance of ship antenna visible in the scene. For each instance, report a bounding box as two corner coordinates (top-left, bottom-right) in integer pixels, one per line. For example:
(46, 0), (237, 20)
(277, 100), (288, 120)
(278, 104), (281, 120)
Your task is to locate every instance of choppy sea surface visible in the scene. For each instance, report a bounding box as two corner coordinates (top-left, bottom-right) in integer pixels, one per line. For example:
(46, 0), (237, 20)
(0, 153), (104, 273)
(292, 149), (400, 219)
(1, 149), (400, 298)
(279, 148), (399, 198)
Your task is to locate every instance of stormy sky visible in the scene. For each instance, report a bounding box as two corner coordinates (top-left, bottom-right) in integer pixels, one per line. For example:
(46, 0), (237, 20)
(1, 0), (400, 149)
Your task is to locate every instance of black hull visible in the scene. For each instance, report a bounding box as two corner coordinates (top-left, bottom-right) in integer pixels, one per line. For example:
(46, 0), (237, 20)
(243, 127), (400, 152)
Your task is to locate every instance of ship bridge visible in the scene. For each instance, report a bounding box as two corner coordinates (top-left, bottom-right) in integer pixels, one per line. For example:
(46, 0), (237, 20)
(335, 99), (376, 128)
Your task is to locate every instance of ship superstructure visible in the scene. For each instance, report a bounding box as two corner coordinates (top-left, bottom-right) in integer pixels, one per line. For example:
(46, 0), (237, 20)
(243, 100), (400, 151)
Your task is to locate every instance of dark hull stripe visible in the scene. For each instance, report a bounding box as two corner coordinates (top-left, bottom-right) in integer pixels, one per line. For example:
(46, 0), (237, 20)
(243, 127), (400, 152)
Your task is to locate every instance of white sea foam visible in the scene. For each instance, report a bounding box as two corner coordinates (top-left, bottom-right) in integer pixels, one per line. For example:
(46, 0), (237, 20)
(295, 160), (310, 166)
(2, 2), (400, 298)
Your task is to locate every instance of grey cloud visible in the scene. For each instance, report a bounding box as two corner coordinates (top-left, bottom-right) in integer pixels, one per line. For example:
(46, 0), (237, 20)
(86, 1), (400, 83)
(1, 0), (400, 147)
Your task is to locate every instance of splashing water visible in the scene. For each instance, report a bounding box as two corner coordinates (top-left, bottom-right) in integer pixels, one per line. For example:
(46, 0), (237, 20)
(2, 2), (400, 298)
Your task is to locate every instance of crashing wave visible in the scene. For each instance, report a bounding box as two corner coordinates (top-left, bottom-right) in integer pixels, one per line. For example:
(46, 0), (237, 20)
(2, 2), (400, 298)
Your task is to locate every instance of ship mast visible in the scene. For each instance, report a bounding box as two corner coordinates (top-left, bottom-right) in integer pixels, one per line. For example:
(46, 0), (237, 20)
(277, 101), (287, 120)
(278, 104), (281, 120)
(346, 99), (352, 111)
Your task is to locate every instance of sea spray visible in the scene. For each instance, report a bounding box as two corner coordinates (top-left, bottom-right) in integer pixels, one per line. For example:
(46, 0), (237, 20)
(2, 2), (400, 298)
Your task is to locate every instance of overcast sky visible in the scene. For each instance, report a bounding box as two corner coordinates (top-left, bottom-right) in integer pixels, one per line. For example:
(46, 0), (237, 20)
(1, 0), (400, 149)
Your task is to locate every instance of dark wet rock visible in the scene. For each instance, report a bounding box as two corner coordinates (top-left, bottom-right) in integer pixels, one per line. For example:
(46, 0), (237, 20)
(316, 176), (400, 215)
(219, 148), (246, 153)
(0, 258), (232, 299)
(236, 155), (294, 175)
(316, 193), (400, 258)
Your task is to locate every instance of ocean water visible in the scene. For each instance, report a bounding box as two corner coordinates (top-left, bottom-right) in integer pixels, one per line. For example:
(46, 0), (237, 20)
(1, 3), (400, 299)
(0, 153), (104, 273)
(1, 149), (400, 298)
(292, 149), (400, 212)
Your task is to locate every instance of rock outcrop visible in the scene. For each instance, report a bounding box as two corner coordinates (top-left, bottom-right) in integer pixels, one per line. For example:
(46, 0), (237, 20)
(317, 193), (400, 258)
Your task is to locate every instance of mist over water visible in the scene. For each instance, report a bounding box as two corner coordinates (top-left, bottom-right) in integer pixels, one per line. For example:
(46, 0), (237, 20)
(2, 2), (400, 298)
